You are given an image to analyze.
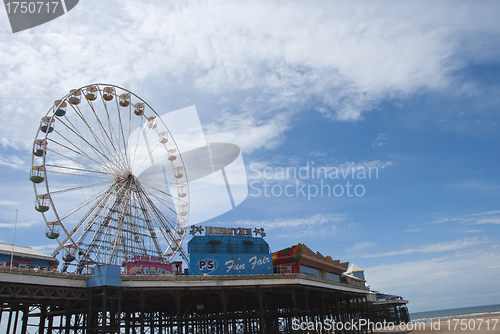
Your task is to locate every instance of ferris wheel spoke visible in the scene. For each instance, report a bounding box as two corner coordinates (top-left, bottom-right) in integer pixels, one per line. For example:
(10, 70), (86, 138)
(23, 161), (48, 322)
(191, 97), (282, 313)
(131, 137), (170, 173)
(136, 193), (178, 246)
(139, 181), (183, 196)
(140, 187), (180, 211)
(138, 168), (185, 184)
(127, 194), (152, 249)
(48, 180), (114, 196)
(136, 169), (169, 178)
(129, 116), (145, 163)
(74, 181), (137, 257)
(68, 103), (121, 166)
(80, 180), (136, 263)
(135, 184), (177, 227)
(54, 117), (120, 173)
(57, 112), (113, 164)
(73, 101), (113, 160)
(51, 186), (116, 257)
(80, 210), (119, 263)
(44, 138), (115, 175)
(45, 145), (116, 177)
(45, 170), (113, 181)
(130, 122), (170, 171)
(68, 200), (116, 262)
(139, 189), (182, 233)
(109, 192), (135, 262)
(114, 95), (129, 160)
(142, 196), (188, 229)
(48, 133), (114, 173)
(132, 188), (173, 254)
(44, 164), (112, 177)
(96, 88), (116, 133)
(86, 100), (131, 174)
(98, 90), (124, 167)
(140, 182), (188, 206)
(84, 94), (118, 153)
(58, 183), (117, 221)
(130, 120), (154, 172)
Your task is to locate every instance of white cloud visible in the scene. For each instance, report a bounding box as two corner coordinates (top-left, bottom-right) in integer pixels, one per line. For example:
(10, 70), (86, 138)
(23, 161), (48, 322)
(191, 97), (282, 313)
(366, 247), (500, 312)
(246, 159), (394, 183)
(0, 220), (40, 228)
(1, 1), (498, 151)
(0, 154), (29, 171)
(0, 200), (19, 206)
(224, 213), (350, 239)
(470, 210), (500, 216)
(308, 150), (334, 159)
(445, 180), (500, 194)
(405, 227), (425, 233)
(346, 241), (377, 253)
(372, 132), (390, 148)
(476, 217), (500, 225)
(361, 237), (483, 258)
(31, 244), (57, 255)
(428, 210), (500, 226)
(204, 111), (291, 153)
(235, 213), (348, 230)
(429, 217), (452, 224)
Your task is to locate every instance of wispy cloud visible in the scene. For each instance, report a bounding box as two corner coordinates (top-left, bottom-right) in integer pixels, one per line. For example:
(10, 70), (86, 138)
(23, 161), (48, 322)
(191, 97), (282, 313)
(372, 132), (390, 148)
(0, 200), (19, 206)
(1, 1), (497, 150)
(204, 111), (291, 153)
(31, 244), (57, 255)
(476, 217), (500, 225)
(246, 159), (394, 183)
(470, 210), (500, 216)
(428, 210), (500, 226)
(235, 213), (348, 230)
(429, 217), (454, 224)
(464, 230), (482, 233)
(366, 247), (500, 312)
(445, 180), (500, 193)
(360, 237), (483, 258)
(0, 154), (28, 171)
(0, 220), (40, 228)
(219, 213), (351, 239)
(346, 241), (377, 253)
(308, 150), (335, 159)
(405, 227), (425, 233)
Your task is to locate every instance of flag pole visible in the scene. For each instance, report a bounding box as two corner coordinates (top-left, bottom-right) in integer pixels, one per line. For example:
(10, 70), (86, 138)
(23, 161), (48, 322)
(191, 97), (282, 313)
(10, 209), (18, 270)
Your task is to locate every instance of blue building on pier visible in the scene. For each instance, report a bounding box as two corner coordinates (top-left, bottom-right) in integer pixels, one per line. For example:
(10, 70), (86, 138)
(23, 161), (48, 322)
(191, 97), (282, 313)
(188, 226), (273, 276)
(0, 243), (58, 270)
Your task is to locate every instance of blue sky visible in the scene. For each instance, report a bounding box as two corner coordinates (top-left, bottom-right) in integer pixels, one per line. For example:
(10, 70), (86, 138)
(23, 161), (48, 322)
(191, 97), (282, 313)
(1, 1), (500, 313)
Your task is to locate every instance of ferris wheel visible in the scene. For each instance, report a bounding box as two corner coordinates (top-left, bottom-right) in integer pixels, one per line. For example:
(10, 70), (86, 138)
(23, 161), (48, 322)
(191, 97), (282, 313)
(30, 84), (189, 272)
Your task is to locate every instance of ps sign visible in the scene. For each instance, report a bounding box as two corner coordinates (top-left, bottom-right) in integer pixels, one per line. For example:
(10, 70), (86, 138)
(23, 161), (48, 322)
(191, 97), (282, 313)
(198, 259), (218, 273)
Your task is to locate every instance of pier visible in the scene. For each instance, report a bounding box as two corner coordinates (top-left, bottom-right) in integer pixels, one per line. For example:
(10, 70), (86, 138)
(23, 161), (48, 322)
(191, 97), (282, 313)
(0, 267), (408, 333)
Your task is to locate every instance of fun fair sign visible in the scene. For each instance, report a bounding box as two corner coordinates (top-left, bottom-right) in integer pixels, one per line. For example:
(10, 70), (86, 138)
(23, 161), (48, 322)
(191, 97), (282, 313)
(191, 254), (273, 276)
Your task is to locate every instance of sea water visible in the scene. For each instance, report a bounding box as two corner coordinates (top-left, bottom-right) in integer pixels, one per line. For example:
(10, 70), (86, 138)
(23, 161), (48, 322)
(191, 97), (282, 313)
(411, 304), (500, 321)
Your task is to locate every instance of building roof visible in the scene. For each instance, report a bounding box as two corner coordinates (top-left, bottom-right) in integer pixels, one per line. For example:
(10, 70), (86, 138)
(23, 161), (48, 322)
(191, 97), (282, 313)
(344, 263), (363, 274)
(342, 263), (366, 282)
(0, 243), (58, 265)
(272, 243), (349, 275)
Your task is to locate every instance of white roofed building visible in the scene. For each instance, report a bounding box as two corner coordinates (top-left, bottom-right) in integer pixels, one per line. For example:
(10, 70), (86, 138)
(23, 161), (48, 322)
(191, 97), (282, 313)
(342, 263), (366, 287)
(0, 243), (58, 270)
